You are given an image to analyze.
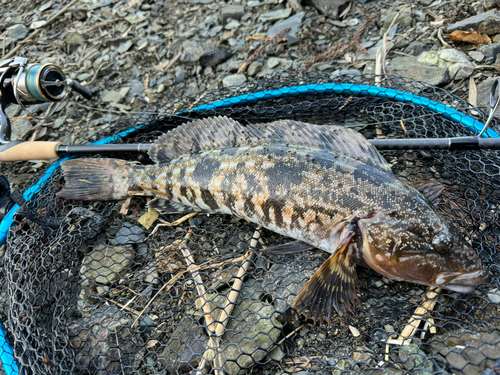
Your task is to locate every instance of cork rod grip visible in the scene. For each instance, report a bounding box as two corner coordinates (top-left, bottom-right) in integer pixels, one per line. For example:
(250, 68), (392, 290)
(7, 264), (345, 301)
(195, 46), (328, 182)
(0, 142), (61, 162)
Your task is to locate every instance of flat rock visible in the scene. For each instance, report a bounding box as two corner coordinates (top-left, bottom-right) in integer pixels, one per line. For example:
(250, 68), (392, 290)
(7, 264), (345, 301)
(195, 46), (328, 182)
(418, 49), (474, 80)
(447, 10), (500, 35)
(101, 90), (123, 103)
(81, 243), (135, 284)
(308, 0), (348, 18)
(479, 42), (500, 59)
(10, 118), (33, 141)
(386, 56), (450, 87)
(68, 306), (143, 374)
(220, 5), (244, 25)
(260, 8), (292, 23)
(476, 77), (500, 118)
(7, 24), (28, 41)
(222, 73), (246, 87)
(469, 50), (485, 62)
(267, 11), (305, 37)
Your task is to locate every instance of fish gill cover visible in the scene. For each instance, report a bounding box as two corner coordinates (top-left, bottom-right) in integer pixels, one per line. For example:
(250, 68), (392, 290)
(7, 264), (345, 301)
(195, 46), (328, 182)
(1, 72), (500, 375)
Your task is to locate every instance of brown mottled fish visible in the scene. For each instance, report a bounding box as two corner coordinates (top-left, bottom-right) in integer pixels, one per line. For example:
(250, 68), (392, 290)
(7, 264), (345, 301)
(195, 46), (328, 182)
(57, 117), (487, 325)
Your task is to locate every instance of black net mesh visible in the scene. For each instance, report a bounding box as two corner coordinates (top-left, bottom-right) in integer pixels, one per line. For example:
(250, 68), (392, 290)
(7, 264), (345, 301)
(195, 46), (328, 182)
(1, 72), (500, 375)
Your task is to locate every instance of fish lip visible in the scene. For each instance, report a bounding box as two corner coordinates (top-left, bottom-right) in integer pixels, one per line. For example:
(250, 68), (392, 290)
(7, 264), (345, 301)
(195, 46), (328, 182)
(436, 269), (488, 293)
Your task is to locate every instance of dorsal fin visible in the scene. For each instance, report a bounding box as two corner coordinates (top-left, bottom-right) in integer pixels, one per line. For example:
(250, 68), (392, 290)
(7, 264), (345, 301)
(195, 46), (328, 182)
(148, 117), (249, 163)
(148, 117), (391, 172)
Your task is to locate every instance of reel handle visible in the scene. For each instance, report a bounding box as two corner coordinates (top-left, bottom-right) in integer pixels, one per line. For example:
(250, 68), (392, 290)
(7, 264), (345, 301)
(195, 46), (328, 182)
(0, 141), (60, 162)
(69, 80), (93, 100)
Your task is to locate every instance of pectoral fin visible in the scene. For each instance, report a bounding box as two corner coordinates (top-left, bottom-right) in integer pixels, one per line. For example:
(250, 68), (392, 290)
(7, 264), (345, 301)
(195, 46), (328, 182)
(263, 241), (315, 254)
(292, 223), (359, 326)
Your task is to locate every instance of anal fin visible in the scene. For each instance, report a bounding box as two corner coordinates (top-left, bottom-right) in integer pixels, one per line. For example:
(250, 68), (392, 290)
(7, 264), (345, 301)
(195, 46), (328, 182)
(263, 241), (315, 254)
(292, 226), (359, 327)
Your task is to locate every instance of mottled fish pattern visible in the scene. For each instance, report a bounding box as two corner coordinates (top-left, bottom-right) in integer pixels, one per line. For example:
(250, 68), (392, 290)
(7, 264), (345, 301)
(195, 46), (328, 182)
(58, 117), (487, 325)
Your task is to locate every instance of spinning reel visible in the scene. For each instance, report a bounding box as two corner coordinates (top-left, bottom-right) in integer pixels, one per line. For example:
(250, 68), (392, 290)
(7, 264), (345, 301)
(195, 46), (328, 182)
(0, 56), (92, 144)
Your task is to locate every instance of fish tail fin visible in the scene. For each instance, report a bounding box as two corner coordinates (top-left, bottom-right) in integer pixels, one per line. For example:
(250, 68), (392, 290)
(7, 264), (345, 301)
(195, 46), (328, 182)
(57, 158), (133, 201)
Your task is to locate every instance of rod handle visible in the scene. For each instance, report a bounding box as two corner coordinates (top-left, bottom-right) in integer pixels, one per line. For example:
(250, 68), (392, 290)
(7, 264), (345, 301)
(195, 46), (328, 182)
(0, 141), (60, 161)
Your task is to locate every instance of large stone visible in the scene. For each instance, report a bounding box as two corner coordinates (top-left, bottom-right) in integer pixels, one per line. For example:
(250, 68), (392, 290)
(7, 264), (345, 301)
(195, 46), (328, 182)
(199, 48), (232, 67)
(220, 5), (244, 25)
(447, 10), (500, 35)
(386, 57), (450, 87)
(267, 11), (305, 38)
(81, 243), (135, 284)
(308, 0), (349, 18)
(159, 279), (282, 375)
(259, 8), (292, 22)
(417, 49), (474, 80)
(379, 8), (413, 29)
(10, 118), (33, 141)
(222, 73), (246, 87)
(7, 24), (28, 41)
(68, 306), (143, 374)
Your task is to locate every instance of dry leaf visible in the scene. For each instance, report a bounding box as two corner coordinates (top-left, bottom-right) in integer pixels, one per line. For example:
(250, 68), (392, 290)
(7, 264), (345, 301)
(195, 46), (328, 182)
(449, 30), (491, 44)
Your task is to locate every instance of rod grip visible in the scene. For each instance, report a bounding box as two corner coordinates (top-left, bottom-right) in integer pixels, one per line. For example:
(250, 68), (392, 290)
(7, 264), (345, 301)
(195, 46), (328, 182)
(0, 142), (60, 161)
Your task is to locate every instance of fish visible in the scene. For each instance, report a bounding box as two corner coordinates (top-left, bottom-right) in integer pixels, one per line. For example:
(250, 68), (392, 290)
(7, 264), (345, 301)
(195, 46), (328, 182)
(57, 116), (487, 326)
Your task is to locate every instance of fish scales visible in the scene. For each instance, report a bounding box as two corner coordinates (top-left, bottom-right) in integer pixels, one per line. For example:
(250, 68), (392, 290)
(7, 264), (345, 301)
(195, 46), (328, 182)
(58, 117), (487, 326)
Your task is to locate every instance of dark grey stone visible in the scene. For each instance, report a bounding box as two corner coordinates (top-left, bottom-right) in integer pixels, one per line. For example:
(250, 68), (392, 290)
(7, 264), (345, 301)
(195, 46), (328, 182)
(479, 42), (500, 59)
(115, 223), (145, 245)
(386, 57), (450, 87)
(220, 5), (244, 25)
(308, 0), (349, 18)
(267, 11), (305, 37)
(447, 9), (500, 35)
(199, 48), (232, 67)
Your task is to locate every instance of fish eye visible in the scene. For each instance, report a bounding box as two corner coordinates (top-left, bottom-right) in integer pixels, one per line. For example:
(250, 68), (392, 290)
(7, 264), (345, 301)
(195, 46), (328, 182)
(432, 234), (452, 254)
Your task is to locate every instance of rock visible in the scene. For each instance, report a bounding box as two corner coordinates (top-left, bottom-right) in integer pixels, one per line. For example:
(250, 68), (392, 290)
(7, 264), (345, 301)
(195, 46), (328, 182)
(308, 0), (349, 18)
(225, 19), (240, 30)
(488, 288), (500, 303)
(404, 41), (431, 56)
(429, 331), (500, 375)
(220, 5), (244, 25)
(125, 11), (146, 24)
(267, 11), (305, 37)
(199, 48), (232, 67)
(479, 42), (500, 59)
(447, 10), (500, 35)
(65, 32), (84, 46)
(386, 57), (450, 86)
(222, 73), (246, 87)
(53, 117), (66, 129)
(379, 8), (413, 29)
(247, 61), (263, 76)
(101, 90), (123, 103)
(483, 358), (500, 375)
(116, 40), (134, 54)
(418, 49), (474, 80)
(6, 24), (28, 41)
(398, 344), (433, 374)
(476, 77), (500, 116)
(358, 40), (394, 60)
(185, 82), (199, 97)
(10, 118), (33, 141)
(81, 243), (135, 285)
(68, 306), (143, 374)
(159, 279), (282, 375)
(260, 8), (292, 23)
(179, 39), (217, 63)
(30, 20), (47, 29)
(418, 0), (434, 5)
(469, 51), (485, 62)
(115, 223), (145, 245)
(267, 57), (282, 69)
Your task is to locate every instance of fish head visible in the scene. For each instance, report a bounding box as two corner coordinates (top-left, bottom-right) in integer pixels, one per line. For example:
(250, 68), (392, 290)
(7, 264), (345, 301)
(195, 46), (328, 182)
(357, 213), (487, 293)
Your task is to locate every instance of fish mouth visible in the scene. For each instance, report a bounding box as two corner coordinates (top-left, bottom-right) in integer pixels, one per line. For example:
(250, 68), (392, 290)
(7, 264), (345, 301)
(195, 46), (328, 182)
(436, 269), (488, 293)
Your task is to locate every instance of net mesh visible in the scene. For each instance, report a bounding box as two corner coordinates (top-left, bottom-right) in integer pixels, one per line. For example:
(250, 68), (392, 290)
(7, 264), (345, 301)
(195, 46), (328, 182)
(1, 72), (500, 375)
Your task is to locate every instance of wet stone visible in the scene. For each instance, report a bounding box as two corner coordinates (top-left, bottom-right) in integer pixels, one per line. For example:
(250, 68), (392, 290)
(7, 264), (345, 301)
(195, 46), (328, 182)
(267, 11), (305, 37)
(81, 243), (135, 285)
(158, 279), (282, 375)
(115, 223), (145, 245)
(68, 306), (143, 374)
